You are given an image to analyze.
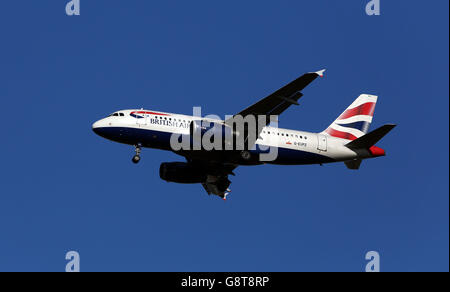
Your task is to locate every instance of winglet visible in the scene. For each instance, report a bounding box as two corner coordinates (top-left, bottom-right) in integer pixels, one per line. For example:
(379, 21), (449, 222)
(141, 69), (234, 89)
(315, 69), (326, 78)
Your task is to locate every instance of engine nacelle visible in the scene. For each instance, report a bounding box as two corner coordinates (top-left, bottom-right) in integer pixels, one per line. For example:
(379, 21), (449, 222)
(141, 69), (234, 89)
(159, 162), (207, 184)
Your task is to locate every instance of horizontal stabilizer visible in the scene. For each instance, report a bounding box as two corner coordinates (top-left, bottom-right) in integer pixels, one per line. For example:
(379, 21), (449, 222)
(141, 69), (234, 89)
(346, 124), (396, 149)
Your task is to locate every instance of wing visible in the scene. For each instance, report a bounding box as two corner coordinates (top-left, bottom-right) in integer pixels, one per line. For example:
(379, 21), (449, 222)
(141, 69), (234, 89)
(230, 69), (325, 119)
(186, 160), (237, 200)
(224, 69), (325, 148)
(195, 70), (326, 199)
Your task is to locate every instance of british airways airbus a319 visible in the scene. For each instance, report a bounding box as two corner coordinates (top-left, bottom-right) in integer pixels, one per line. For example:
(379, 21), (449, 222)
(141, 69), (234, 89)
(92, 70), (396, 200)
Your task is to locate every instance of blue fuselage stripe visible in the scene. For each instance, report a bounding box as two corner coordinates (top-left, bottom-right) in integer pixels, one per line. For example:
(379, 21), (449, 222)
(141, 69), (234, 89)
(336, 121), (371, 133)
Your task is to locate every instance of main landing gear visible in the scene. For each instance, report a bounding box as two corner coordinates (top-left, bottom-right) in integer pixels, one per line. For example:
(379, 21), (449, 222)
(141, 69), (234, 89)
(240, 150), (251, 161)
(132, 144), (142, 164)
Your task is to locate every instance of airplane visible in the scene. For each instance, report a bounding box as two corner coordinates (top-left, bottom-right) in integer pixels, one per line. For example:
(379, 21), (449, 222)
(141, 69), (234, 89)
(92, 70), (396, 200)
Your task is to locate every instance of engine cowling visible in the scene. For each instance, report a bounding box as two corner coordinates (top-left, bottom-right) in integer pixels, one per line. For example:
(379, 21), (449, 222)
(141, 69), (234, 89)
(159, 162), (207, 184)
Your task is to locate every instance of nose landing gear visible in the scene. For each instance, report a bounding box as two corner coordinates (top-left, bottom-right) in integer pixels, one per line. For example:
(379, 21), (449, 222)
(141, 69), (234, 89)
(132, 144), (142, 164)
(132, 155), (140, 164)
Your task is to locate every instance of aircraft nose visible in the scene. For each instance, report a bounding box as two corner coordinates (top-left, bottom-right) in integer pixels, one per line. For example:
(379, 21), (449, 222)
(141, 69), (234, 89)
(92, 119), (107, 136)
(92, 121), (100, 133)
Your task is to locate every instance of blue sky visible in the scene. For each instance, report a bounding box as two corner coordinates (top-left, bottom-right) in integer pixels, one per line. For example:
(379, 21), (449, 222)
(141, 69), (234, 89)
(0, 1), (448, 272)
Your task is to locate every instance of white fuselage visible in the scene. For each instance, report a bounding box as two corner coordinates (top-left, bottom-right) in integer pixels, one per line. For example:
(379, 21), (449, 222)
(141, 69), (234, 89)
(92, 109), (365, 166)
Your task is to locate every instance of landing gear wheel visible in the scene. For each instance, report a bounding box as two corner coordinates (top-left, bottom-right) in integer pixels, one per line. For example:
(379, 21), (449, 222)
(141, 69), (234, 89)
(132, 144), (142, 164)
(240, 150), (251, 161)
(132, 155), (141, 164)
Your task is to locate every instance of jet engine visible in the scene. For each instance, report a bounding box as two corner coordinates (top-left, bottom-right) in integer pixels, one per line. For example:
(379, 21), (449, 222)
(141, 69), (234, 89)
(159, 162), (207, 184)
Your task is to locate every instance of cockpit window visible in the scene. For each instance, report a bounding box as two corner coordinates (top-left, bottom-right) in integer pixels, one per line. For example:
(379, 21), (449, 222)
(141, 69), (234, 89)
(109, 112), (125, 117)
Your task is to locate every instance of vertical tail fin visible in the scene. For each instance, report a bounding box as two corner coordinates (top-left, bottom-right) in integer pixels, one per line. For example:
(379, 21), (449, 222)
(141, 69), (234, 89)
(322, 94), (378, 140)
